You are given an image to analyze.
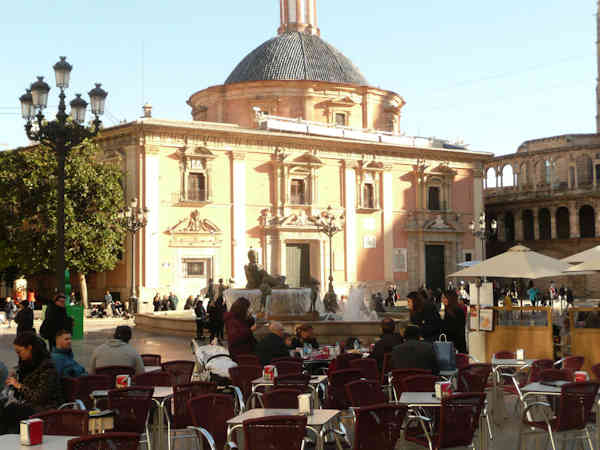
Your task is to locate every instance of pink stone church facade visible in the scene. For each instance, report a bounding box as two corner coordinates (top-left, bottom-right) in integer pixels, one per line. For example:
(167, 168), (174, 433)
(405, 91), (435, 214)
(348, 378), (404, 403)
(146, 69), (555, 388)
(86, 0), (491, 306)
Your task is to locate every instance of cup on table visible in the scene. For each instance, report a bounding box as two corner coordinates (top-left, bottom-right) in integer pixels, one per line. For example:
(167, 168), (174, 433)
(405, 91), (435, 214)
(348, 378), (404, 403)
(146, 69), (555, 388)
(516, 349), (525, 361)
(263, 365), (278, 382)
(575, 371), (589, 382)
(115, 374), (131, 389)
(20, 418), (43, 445)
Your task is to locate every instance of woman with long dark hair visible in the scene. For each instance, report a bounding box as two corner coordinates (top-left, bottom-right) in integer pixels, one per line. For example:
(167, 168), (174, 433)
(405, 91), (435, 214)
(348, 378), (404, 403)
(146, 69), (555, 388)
(0, 332), (63, 434)
(441, 290), (467, 353)
(224, 297), (257, 359)
(407, 291), (441, 342)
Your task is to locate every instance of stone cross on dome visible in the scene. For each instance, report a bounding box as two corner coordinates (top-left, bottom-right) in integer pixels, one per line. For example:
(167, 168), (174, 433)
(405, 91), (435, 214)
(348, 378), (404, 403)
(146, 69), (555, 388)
(278, 0), (320, 36)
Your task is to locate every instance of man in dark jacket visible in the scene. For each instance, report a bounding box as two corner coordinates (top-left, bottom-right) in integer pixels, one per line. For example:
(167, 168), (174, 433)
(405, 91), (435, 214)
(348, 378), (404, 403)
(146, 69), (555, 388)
(14, 300), (34, 335)
(40, 293), (73, 350)
(51, 330), (86, 378)
(391, 325), (439, 375)
(255, 321), (290, 365)
(194, 299), (207, 341)
(369, 318), (404, 371)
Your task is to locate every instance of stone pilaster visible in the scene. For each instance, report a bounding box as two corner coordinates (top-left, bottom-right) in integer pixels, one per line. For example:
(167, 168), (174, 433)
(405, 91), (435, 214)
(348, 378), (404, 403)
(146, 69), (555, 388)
(231, 152), (247, 284)
(344, 162), (357, 282)
(514, 211), (524, 241)
(143, 146), (160, 292)
(569, 202), (579, 238)
(382, 168), (394, 282)
(550, 207), (557, 239)
(533, 209), (540, 240)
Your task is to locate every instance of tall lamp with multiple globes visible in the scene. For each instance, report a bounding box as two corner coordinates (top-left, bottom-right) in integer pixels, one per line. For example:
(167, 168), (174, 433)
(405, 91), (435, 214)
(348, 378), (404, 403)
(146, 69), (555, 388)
(309, 206), (345, 313)
(118, 198), (149, 315)
(469, 211), (497, 282)
(19, 56), (108, 294)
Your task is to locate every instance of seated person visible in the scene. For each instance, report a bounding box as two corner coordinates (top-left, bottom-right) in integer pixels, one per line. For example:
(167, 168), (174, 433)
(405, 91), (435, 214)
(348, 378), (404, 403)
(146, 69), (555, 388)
(255, 321), (290, 366)
(51, 330), (87, 378)
(369, 318), (404, 371)
(89, 326), (144, 375)
(290, 324), (319, 349)
(283, 333), (294, 350)
(391, 325), (439, 375)
(0, 332), (64, 434)
(0, 361), (7, 387)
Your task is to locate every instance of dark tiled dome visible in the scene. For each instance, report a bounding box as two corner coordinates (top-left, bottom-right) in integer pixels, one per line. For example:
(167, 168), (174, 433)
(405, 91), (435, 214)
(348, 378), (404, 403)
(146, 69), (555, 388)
(225, 32), (368, 86)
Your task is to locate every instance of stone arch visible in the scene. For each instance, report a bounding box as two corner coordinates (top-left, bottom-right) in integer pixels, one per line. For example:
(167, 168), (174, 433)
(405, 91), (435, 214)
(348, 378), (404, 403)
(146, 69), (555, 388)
(522, 209), (534, 241)
(504, 211), (515, 242)
(556, 206), (570, 239)
(576, 154), (593, 187)
(485, 167), (497, 189)
(501, 164), (514, 187)
(539, 208), (551, 240)
(579, 204), (595, 238)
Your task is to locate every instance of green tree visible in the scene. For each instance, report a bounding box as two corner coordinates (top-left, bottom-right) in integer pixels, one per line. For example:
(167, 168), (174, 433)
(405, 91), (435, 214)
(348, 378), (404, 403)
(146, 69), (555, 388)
(0, 140), (125, 308)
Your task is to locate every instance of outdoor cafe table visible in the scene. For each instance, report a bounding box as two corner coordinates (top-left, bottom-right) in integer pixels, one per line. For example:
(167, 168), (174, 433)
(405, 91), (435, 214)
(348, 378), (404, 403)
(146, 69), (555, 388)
(226, 408), (341, 450)
(251, 375), (328, 408)
(490, 357), (535, 425)
(0, 434), (76, 449)
(398, 392), (488, 450)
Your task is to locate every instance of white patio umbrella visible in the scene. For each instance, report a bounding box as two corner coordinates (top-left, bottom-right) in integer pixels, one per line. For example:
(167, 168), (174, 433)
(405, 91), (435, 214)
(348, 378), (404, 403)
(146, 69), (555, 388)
(562, 245), (600, 264)
(448, 244), (572, 279)
(564, 258), (600, 272)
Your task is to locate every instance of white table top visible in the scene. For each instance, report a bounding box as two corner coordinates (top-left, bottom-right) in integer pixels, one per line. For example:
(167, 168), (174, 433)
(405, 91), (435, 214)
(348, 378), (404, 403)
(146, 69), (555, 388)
(521, 382), (565, 395)
(0, 435), (76, 449)
(251, 375), (327, 385)
(227, 408), (340, 426)
(144, 366), (161, 372)
(492, 358), (534, 367)
(91, 386), (173, 399)
(398, 392), (441, 407)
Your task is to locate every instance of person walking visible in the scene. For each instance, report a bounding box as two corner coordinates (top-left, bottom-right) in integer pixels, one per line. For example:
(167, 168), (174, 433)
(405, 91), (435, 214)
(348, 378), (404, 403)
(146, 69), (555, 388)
(194, 298), (207, 341)
(40, 293), (73, 350)
(4, 297), (16, 328)
(104, 290), (113, 316)
(441, 290), (467, 353)
(14, 300), (34, 335)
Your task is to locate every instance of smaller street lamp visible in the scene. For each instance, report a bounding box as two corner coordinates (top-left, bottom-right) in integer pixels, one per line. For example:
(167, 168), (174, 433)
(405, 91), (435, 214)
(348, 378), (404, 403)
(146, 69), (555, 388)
(309, 206), (345, 313)
(118, 198), (149, 315)
(469, 212), (497, 282)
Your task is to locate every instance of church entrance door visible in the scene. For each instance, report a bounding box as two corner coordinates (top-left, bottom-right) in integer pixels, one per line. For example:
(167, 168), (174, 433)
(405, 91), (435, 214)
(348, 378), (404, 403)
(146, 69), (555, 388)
(425, 245), (445, 292)
(286, 243), (310, 288)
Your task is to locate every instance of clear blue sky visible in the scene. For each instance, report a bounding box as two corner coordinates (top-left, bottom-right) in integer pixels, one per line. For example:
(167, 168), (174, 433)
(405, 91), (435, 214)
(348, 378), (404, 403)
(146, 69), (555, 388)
(1, 1), (596, 156)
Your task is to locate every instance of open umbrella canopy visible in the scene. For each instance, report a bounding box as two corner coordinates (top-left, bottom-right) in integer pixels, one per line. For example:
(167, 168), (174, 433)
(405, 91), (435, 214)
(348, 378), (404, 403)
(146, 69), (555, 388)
(449, 245), (571, 279)
(564, 258), (600, 272)
(562, 245), (600, 264)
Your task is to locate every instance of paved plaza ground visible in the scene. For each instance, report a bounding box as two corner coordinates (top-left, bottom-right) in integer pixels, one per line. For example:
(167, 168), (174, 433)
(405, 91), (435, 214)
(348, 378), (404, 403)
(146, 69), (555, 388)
(0, 317), (596, 449)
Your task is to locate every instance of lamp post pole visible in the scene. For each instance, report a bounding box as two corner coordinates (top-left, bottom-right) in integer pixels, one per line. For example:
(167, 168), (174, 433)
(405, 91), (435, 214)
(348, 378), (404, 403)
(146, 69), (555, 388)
(469, 212), (498, 282)
(309, 206), (345, 313)
(20, 57), (108, 294)
(118, 198), (149, 315)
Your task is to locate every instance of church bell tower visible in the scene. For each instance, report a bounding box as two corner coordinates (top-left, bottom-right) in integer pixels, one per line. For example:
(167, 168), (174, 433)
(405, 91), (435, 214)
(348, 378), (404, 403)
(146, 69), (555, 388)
(278, 0), (320, 36)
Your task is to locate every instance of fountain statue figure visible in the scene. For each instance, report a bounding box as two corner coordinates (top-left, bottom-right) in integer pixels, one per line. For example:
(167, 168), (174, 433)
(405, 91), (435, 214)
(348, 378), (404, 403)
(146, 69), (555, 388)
(244, 249), (287, 311)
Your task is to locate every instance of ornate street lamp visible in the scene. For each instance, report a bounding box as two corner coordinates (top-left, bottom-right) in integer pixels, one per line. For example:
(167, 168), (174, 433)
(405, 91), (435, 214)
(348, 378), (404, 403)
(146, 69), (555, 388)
(118, 198), (149, 314)
(20, 56), (108, 294)
(469, 212), (497, 282)
(309, 206), (345, 313)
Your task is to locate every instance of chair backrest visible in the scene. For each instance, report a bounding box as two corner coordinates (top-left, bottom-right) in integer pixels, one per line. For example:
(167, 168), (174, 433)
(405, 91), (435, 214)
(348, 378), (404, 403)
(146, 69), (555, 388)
(229, 365), (263, 401)
(455, 353), (471, 370)
(390, 368), (432, 398)
(95, 366), (136, 387)
(591, 363), (600, 381)
(107, 386), (154, 433)
(539, 368), (573, 382)
(353, 404), (408, 450)
(561, 356), (585, 371)
(401, 374), (439, 393)
(67, 432), (140, 450)
(528, 359), (555, 383)
(74, 374), (112, 409)
(555, 382), (600, 432)
(457, 364), (492, 393)
(188, 394), (236, 450)
(327, 368), (363, 409)
(439, 393), (486, 448)
(243, 415), (307, 450)
(273, 360), (303, 376)
(30, 409), (88, 436)
(273, 374), (311, 393)
(236, 354), (261, 366)
(349, 358), (380, 382)
(262, 388), (304, 408)
(140, 354), (161, 366)
(345, 379), (386, 407)
(381, 353), (392, 384)
(493, 350), (515, 360)
(161, 360), (195, 385)
(132, 370), (173, 387)
(271, 357), (302, 364)
(62, 377), (79, 403)
(172, 382), (218, 428)
(331, 353), (362, 372)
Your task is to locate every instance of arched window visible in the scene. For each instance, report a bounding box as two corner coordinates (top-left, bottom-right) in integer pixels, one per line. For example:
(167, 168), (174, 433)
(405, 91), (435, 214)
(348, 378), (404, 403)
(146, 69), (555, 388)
(522, 210), (534, 241)
(539, 208), (551, 240)
(577, 155), (593, 187)
(556, 207), (570, 239)
(502, 165), (514, 187)
(579, 205), (595, 238)
(504, 212), (515, 242)
(545, 160), (552, 185)
(486, 167), (497, 189)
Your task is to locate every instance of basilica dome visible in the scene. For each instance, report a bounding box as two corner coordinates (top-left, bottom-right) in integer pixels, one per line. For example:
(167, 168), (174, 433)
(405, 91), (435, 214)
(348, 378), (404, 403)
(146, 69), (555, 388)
(225, 32), (368, 86)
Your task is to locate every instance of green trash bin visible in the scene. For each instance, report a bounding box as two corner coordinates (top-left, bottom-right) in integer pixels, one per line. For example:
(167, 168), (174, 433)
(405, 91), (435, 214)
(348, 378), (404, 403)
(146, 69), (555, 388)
(66, 303), (84, 340)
